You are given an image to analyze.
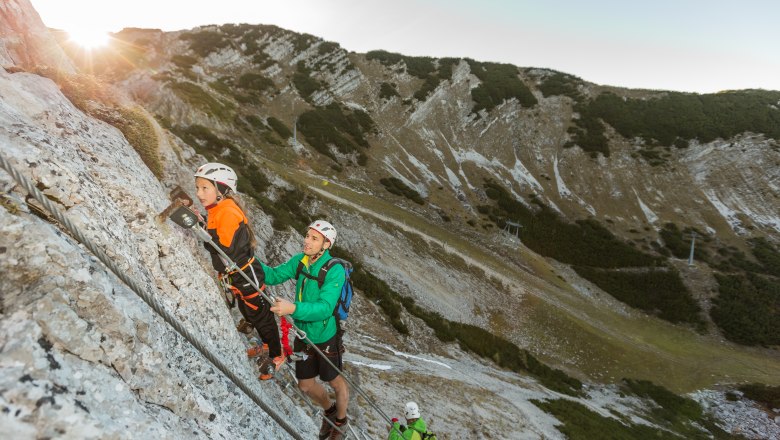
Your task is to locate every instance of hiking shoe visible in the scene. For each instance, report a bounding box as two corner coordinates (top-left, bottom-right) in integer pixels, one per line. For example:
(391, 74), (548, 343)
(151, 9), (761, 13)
(328, 417), (348, 440)
(272, 354), (286, 373)
(236, 319), (253, 334)
(246, 343), (268, 358)
(257, 355), (285, 380)
(318, 404), (338, 439)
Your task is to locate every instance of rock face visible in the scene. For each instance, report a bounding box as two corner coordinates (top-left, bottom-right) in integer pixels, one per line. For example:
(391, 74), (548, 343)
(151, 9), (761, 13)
(0, 68), (309, 439)
(0, 0), (74, 72)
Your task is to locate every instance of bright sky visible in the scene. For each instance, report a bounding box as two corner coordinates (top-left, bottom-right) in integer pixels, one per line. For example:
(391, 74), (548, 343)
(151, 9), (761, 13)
(30, 0), (780, 93)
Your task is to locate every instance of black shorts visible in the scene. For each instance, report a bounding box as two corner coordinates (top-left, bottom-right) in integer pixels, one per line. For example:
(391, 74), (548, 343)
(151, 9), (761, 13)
(294, 333), (343, 382)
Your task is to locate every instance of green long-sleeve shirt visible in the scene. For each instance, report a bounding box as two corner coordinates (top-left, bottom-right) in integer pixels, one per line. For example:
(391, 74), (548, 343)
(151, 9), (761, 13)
(387, 418), (427, 440)
(261, 250), (345, 344)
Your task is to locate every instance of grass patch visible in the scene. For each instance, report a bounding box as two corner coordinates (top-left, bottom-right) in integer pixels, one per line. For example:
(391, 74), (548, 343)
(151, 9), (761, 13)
(167, 81), (232, 118)
(95, 106), (162, 178)
(32, 68), (163, 178)
(33, 67), (110, 114)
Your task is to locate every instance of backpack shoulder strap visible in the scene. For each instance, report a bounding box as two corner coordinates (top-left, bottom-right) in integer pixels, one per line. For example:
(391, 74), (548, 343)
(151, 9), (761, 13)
(316, 258), (343, 288)
(296, 260), (320, 283)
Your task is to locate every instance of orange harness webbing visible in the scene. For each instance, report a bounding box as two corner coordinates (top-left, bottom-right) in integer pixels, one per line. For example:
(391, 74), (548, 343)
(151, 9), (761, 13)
(226, 256), (255, 275)
(221, 257), (263, 310)
(229, 285), (262, 310)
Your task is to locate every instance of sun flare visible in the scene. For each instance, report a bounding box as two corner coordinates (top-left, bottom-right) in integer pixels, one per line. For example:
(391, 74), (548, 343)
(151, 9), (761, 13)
(67, 29), (109, 49)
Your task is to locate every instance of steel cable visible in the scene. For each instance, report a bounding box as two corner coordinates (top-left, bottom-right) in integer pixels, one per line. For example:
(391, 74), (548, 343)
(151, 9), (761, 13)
(0, 151), (304, 440)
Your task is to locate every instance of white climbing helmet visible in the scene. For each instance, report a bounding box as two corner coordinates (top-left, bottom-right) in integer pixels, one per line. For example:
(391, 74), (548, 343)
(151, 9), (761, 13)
(404, 401), (420, 419)
(194, 162), (238, 194)
(308, 220), (337, 246)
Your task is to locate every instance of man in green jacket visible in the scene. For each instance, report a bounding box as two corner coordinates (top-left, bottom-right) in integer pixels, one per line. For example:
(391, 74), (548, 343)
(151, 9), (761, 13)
(269, 220), (349, 440)
(388, 402), (429, 440)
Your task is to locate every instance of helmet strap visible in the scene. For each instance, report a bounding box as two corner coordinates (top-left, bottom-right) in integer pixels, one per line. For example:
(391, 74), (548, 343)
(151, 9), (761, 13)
(214, 181), (230, 202)
(310, 241), (329, 263)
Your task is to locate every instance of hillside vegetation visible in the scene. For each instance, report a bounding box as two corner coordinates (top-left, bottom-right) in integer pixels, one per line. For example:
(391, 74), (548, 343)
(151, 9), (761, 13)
(568, 90), (780, 157)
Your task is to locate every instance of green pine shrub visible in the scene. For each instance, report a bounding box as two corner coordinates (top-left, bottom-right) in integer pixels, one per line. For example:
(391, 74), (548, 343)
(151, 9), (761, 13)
(738, 383), (780, 410)
(367, 51), (458, 101)
(569, 90), (780, 157)
(297, 103), (374, 161)
(293, 33), (317, 52)
(208, 79), (232, 95)
(478, 181), (708, 327)
(171, 54), (197, 69)
(711, 272), (780, 346)
(573, 267), (703, 326)
(379, 82), (399, 100)
(379, 177), (425, 205)
(179, 30), (230, 57)
(242, 162), (270, 194)
(659, 223), (711, 262)
(466, 59), (537, 113)
(267, 116), (292, 139)
(237, 73), (274, 92)
(538, 72), (584, 101)
(531, 399), (674, 439)
(255, 188), (310, 232)
(318, 41), (340, 54)
(621, 379), (734, 438)
(480, 181), (659, 268)
(292, 61), (323, 101)
(749, 237), (780, 276)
